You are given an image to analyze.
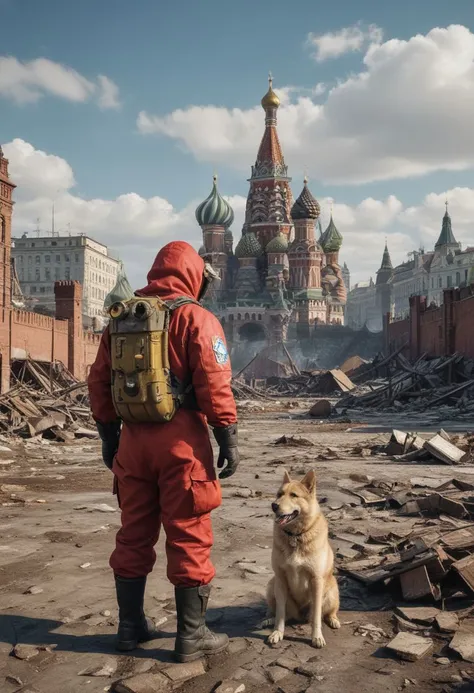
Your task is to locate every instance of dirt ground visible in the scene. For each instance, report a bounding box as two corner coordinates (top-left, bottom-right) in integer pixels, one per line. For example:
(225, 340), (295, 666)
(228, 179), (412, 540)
(1, 401), (474, 693)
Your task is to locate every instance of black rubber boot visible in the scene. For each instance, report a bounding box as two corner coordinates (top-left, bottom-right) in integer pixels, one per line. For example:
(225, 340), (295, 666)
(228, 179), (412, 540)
(114, 575), (158, 651)
(174, 585), (229, 662)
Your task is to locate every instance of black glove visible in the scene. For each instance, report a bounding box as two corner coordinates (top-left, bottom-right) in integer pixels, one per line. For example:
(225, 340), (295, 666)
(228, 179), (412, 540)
(95, 420), (121, 470)
(213, 424), (239, 479)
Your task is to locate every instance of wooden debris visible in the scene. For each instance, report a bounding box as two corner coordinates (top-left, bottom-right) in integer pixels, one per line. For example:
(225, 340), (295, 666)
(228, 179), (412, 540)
(400, 566), (436, 600)
(453, 555), (474, 593)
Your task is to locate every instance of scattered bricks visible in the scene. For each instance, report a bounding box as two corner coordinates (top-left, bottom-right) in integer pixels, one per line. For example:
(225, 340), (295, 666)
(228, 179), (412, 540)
(449, 630), (474, 663)
(12, 644), (40, 661)
(214, 682), (246, 693)
(112, 673), (169, 693)
(436, 612), (460, 633)
(386, 632), (434, 661)
(162, 659), (206, 684)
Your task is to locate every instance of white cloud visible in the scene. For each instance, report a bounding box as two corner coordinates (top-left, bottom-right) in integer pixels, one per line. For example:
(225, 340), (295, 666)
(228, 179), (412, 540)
(4, 139), (474, 290)
(307, 22), (383, 62)
(97, 75), (121, 110)
(137, 24), (474, 185)
(0, 56), (120, 109)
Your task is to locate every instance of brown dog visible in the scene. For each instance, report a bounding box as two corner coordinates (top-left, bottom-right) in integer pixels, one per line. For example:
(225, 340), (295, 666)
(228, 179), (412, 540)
(264, 469), (340, 648)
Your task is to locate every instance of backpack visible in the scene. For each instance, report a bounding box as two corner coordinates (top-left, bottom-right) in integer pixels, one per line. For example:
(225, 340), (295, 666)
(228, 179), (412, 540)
(108, 295), (199, 423)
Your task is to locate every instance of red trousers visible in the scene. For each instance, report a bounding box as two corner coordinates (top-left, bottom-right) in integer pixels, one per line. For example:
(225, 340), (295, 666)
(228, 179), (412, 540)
(109, 410), (222, 586)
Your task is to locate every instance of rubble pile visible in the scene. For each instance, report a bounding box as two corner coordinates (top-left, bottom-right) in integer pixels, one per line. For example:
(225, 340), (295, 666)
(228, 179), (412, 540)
(340, 351), (474, 417)
(366, 428), (474, 466)
(331, 472), (474, 634)
(259, 367), (356, 397)
(0, 358), (96, 439)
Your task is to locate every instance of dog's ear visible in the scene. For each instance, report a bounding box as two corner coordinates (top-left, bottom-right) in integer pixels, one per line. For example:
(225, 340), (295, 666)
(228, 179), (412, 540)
(301, 470), (316, 494)
(283, 469), (291, 485)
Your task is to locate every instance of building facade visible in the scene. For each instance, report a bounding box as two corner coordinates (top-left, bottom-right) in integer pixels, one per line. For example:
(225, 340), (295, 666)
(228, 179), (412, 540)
(346, 203), (474, 331)
(195, 77), (348, 346)
(12, 234), (119, 323)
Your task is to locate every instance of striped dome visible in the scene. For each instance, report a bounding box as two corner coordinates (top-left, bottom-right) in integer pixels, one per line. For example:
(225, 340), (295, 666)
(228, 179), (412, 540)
(235, 232), (263, 259)
(195, 175), (234, 228)
(266, 232), (288, 253)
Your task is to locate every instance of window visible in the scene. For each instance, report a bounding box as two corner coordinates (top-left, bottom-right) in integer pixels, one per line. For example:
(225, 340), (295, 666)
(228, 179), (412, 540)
(0, 217), (4, 243)
(18, 255), (23, 264)
(45, 268), (51, 280)
(40, 286), (45, 293)
(51, 241), (57, 246)
(65, 267), (70, 280)
(19, 269), (23, 280)
(456, 272), (461, 286)
(45, 255), (50, 263)
(56, 254), (60, 263)
(35, 269), (40, 281)
(35, 255), (40, 264)
(31, 242), (35, 247)
(438, 276), (442, 288)
(431, 277), (434, 289)
(64, 254), (70, 262)
(55, 267), (60, 280)
(31, 286), (36, 294)
(466, 270), (469, 281)
(75, 253), (79, 262)
(447, 275), (452, 288)
(28, 256), (32, 265)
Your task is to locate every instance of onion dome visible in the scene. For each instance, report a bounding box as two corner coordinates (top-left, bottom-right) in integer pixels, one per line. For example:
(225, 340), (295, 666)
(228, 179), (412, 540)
(195, 175), (234, 228)
(321, 214), (343, 253)
(261, 73), (280, 110)
(266, 232), (289, 253)
(291, 178), (321, 220)
(235, 232), (263, 259)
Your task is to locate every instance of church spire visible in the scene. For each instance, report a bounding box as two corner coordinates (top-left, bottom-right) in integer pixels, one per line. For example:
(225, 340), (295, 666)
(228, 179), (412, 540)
(252, 75), (287, 177)
(435, 199), (458, 248)
(380, 240), (393, 270)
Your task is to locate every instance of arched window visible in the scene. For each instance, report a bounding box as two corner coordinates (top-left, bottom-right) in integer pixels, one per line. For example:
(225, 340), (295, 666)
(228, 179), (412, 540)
(0, 217), (5, 244)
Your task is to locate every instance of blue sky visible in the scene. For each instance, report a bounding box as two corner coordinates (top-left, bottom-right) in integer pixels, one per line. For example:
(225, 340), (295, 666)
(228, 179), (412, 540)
(2, 0), (474, 286)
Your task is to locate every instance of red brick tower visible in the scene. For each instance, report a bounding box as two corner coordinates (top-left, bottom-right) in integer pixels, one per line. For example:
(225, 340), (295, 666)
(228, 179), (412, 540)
(54, 281), (83, 378)
(242, 75), (293, 250)
(0, 147), (16, 391)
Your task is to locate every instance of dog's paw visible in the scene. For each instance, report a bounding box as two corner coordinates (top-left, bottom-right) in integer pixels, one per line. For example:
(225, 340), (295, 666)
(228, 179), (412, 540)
(311, 633), (326, 649)
(326, 615), (341, 630)
(259, 617), (275, 629)
(267, 629), (284, 645)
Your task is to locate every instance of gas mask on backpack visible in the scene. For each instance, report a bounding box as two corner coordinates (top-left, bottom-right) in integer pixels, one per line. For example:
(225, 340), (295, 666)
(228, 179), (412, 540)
(198, 263), (220, 301)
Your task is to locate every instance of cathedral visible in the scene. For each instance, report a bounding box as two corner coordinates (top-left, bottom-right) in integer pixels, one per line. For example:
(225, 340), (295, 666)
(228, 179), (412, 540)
(195, 76), (348, 346)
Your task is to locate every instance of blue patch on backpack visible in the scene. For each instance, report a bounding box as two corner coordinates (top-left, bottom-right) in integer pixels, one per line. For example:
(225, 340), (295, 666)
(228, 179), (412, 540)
(212, 336), (228, 365)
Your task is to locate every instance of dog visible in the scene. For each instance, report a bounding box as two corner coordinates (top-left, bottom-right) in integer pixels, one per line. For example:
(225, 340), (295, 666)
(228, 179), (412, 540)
(263, 469), (340, 649)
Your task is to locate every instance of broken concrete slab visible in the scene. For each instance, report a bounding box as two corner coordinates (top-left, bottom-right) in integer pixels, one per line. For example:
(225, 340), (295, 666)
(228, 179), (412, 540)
(386, 632), (434, 661)
(453, 554), (474, 593)
(424, 434), (466, 465)
(112, 673), (170, 693)
(436, 612), (460, 633)
(309, 400), (332, 418)
(266, 666), (289, 684)
(395, 607), (440, 625)
(449, 630), (474, 663)
(12, 644), (40, 660)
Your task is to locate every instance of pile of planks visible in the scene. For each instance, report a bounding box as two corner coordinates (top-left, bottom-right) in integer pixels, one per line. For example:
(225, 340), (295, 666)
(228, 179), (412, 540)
(334, 473), (474, 605)
(339, 351), (474, 414)
(0, 358), (95, 439)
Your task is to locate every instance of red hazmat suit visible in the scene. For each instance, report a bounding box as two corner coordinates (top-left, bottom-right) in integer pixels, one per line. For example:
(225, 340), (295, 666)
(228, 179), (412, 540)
(88, 242), (237, 586)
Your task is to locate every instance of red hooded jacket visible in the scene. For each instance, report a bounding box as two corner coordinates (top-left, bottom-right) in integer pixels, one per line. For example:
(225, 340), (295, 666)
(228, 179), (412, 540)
(88, 241), (237, 429)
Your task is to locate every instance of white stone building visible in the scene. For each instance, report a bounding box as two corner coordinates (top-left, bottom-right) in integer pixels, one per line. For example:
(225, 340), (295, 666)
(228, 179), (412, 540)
(12, 233), (120, 323)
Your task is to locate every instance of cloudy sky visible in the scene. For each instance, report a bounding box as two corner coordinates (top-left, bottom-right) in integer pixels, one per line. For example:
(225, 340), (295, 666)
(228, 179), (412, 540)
(2, 0), (474, 289)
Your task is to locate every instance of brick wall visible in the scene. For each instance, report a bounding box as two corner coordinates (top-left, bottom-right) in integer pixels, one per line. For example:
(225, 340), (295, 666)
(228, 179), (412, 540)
(385, 285), (474, 360)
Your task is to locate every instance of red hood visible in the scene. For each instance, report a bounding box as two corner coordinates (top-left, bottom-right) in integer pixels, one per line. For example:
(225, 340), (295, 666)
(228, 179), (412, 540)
(137, 241), (205, 301)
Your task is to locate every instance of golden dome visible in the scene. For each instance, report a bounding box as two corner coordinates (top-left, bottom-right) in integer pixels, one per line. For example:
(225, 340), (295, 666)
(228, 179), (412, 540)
(261, 73), (280, 110)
